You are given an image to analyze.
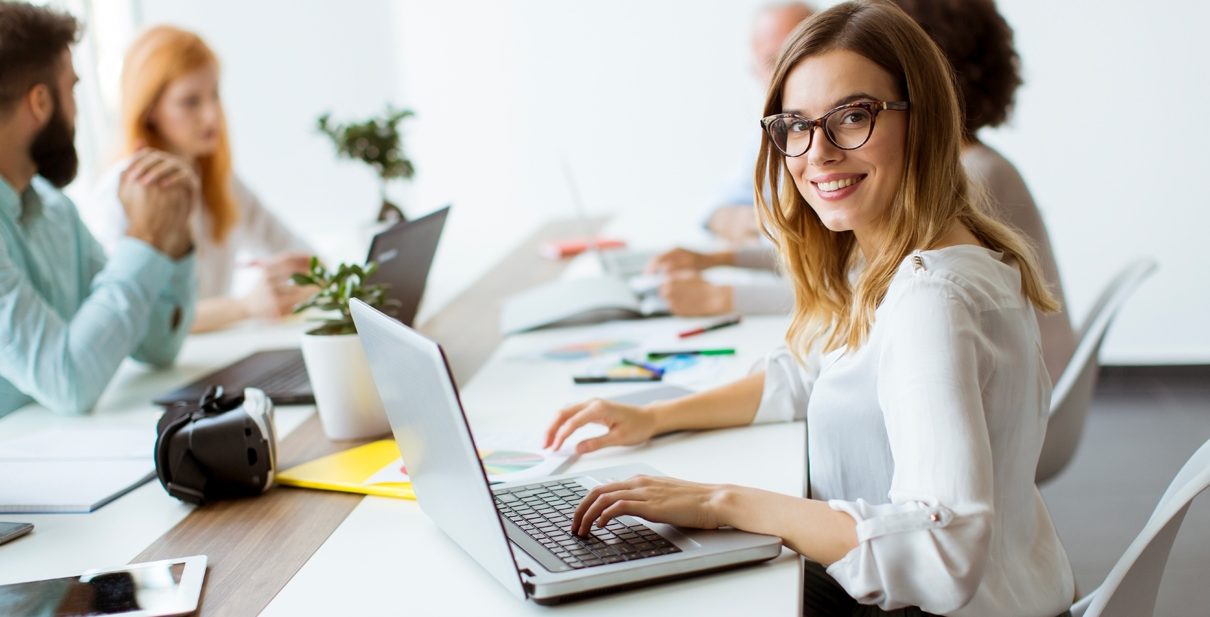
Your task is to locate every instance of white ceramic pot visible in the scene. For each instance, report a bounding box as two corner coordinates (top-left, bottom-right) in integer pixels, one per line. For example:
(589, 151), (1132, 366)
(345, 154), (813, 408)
(300, 331), (390, 440)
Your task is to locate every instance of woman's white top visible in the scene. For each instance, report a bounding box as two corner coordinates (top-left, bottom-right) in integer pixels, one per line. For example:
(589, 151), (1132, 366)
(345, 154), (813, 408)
(753, 245), (1074, 616)
(85, 164), (312, 299)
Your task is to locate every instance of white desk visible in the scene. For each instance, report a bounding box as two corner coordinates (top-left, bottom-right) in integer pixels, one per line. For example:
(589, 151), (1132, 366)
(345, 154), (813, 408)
(262, 314), (803, 616)
(0, 215), (805, 615)
(0, 320), (316, 585)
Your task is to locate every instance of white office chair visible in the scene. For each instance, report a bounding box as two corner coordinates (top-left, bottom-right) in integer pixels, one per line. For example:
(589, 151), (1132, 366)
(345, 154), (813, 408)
(1070, 436), (1210, 616)
(1036, 259), (1158, 484)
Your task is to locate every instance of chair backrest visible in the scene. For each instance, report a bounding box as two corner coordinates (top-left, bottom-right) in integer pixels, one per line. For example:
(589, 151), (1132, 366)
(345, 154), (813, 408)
(1071, 437), (1210, 617)
(1036, 259), (1158, 483)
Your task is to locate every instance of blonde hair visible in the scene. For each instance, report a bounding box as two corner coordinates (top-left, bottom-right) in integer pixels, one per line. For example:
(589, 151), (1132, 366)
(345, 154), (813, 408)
(119, 25), (237, 243)
(754, 0), (1057, 357)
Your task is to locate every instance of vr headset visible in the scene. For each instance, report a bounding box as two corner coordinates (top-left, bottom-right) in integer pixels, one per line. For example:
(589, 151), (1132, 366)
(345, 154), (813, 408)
(154, 386), (277, 505)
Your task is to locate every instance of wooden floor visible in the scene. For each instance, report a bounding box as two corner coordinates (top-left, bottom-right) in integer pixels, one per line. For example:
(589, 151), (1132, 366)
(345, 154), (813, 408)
(1040, 365), (1210, 616)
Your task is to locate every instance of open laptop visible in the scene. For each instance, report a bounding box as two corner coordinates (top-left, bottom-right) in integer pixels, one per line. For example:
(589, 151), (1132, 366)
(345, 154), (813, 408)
(498, 164), (669, 334)
(153, 206), (450, 407)
(349, 298), (781, 604)
(559, 159), (657, 280)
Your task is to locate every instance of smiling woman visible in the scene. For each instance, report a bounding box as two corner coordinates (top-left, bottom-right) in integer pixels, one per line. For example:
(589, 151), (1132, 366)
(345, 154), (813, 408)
(754, 3), (1058, 355)
(545, 1), (1075, 616)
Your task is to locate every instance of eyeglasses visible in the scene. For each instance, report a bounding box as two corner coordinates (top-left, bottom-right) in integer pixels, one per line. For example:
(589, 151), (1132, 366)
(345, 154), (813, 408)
(760, 100), (909, 157)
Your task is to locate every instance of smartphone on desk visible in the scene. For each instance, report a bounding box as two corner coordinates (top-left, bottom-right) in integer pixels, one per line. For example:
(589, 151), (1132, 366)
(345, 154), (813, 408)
(0, 555), (206, 617)
(0, 522), (33, 545)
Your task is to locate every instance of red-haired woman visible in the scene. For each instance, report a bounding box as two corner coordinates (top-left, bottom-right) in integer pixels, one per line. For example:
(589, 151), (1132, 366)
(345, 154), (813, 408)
(87, 25), (312, 332)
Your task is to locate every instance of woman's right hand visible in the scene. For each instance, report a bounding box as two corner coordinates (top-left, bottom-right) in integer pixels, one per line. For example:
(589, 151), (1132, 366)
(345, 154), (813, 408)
(544, 399), (659, 454)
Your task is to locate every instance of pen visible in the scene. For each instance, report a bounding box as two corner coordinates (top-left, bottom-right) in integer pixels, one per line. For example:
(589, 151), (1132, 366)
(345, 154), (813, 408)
(621, 357), (665, 377)
(573, 374), (662, 384)
(646, 348), (736, 358)
(677, 316), (742, 339)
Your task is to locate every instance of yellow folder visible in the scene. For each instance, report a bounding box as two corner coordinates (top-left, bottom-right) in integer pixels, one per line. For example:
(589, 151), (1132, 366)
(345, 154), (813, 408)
(276, 439), (414, 500)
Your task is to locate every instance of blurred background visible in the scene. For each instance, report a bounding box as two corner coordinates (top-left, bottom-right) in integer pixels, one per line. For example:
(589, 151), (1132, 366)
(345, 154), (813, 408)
(51, 0), (1210, 365)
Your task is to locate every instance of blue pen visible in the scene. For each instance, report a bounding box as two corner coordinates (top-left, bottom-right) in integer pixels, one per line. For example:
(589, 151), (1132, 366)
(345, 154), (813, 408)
(621, 357), (665, 377)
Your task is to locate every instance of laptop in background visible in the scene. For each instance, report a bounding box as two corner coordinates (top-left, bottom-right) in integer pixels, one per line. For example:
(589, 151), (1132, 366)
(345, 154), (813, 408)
(498, 165), (667, 334)
(153, 206), (450, 407)
(350, 298), (781, 604)
(559, 159), (656, 280)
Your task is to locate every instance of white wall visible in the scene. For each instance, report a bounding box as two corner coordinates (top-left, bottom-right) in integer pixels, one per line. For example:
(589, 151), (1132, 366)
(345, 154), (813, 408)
(73, 0), (1209, 363)
(392, 0), (766, 308)
(396, 0), (1210, 363)
(131, 0), (407, 261)
(984, 0), (1210, 363)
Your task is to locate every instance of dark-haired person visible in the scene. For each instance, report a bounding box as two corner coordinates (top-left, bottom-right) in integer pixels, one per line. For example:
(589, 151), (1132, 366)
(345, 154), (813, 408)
(0, 3), (197, 416)
(546, 1), (1073, 615)
(893, 0), (1074, 382)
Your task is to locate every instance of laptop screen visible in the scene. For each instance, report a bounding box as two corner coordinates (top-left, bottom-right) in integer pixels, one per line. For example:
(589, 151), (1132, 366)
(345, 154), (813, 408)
(349, 299), (527, 600)
(365, 205), (449, 327)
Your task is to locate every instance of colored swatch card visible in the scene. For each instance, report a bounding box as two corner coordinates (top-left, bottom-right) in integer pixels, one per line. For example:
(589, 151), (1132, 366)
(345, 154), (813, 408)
(480, 449), (552, 478)
(605, 365), (659, 378)
(647, 354), (703, 373)
(646, 353), (730, 387)
(469, 430), (581, 484)
(542, 339), (638, 361)
(574, 362), (663, 382)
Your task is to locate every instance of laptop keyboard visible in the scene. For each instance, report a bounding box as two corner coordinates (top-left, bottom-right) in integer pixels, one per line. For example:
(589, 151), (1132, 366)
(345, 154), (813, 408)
(494, 479), (681, 570)
(250, 354), (310, 395)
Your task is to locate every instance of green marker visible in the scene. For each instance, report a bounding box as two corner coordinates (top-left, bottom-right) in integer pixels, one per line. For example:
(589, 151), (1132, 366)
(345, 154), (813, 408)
(646, 348), (736, 359)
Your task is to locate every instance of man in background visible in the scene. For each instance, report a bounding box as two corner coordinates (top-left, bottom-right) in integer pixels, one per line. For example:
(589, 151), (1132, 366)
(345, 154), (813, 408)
(0, 2), (198, 415)
(647, 2), (813, 316)
(704, 1), (814, 246)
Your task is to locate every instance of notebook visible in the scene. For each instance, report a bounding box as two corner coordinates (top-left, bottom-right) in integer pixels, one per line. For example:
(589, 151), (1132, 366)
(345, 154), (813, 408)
(276, 436), (581, 500)
(0, 426), (155, 513)
(276, 440), (415, 499)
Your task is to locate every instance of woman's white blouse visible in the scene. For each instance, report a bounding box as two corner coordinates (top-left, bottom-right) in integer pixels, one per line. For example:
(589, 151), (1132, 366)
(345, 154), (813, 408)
(753, 246), (1074, 616)
(85, 165), (312, 299)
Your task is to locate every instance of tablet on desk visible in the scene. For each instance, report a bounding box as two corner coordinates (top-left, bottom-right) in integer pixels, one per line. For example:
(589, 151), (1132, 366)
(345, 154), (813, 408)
(0, 555), (206, 617)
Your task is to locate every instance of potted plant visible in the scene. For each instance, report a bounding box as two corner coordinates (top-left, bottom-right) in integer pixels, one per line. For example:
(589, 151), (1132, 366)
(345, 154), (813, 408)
(292, 257), (399, 440)
(317, 105), (416, 224)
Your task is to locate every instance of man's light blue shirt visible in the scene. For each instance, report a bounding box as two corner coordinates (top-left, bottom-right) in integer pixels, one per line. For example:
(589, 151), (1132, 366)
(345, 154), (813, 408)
(702, 134), (772, 228)
(0, 175), (196, 416)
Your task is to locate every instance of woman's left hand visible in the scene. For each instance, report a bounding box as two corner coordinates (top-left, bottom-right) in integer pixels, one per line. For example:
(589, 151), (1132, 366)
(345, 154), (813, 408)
(571, 474), (733, 536)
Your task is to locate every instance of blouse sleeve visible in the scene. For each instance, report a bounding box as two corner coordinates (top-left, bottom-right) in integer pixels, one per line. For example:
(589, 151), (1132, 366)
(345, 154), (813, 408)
(731, 281), (794, 316)
(231, 176), (313, 257)
(731, 246), (779, 271)
(824, 274), (995, 614)
(749, 343), (822, 424)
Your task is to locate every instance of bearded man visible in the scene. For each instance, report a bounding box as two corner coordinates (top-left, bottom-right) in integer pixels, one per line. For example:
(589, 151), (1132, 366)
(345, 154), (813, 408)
(0, 3), (198, 415)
